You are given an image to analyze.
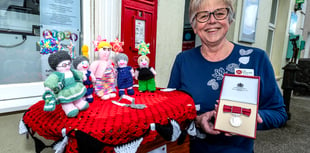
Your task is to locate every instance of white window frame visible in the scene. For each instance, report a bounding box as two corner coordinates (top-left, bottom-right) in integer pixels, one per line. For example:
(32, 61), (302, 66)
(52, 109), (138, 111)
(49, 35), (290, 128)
(0, 82), (44, 113)
(266, 0), (278, 58)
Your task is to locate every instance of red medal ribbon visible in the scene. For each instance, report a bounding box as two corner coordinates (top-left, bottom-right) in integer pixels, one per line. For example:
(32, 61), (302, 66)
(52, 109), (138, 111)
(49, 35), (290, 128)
(223, 105), (251, 117)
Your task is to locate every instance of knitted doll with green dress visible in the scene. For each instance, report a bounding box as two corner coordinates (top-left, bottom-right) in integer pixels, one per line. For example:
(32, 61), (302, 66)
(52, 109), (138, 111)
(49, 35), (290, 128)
(134, 41), (156, 92)
(43, 51), (89, 117)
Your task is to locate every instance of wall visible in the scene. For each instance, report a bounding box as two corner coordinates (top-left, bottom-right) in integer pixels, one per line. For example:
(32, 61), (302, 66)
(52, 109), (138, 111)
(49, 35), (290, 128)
(272, 0), (293, 78)
(232, 0), (293, 78)
(155, 0), (186, 88)
(154, 0), (294, 87)
(82, 0), (121, 62)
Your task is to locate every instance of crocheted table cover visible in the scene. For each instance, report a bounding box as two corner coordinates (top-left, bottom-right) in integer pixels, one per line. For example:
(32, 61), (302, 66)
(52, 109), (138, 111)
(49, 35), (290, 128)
(23, 88), (196, 153)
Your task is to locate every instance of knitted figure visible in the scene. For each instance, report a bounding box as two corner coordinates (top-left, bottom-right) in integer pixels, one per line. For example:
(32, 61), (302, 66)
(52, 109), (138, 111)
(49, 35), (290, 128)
(38, 31), (63, 55)
(115, 53), (134, 96)
(89, 38), (117, 100)
(81, 45), (89, 58)
(73, 56), (96, 103)
(110, 38), (124, 53)
(134, 41), (156, 92)
(43, 51), (89, 118)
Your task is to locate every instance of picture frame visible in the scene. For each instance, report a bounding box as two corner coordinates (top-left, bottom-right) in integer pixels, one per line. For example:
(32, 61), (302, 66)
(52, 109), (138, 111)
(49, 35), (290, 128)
(238, 0), (259, 43)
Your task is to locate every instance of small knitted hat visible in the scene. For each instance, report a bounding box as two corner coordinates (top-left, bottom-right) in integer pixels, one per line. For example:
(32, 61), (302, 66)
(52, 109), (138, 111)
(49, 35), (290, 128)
(48, 51), (71, 70)
(110, 38), (124, 53)
(137, 41), (150, 56)
(73, 56), (89, 69)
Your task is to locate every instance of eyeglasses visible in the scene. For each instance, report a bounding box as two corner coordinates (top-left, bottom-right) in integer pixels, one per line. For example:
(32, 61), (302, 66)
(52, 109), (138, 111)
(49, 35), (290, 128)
(57, 61), (71, 68)
(194, 8), (229, 23)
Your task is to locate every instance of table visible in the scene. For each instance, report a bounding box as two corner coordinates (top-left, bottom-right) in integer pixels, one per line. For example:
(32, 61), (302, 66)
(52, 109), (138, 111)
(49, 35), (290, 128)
(22, 88), (196, 153)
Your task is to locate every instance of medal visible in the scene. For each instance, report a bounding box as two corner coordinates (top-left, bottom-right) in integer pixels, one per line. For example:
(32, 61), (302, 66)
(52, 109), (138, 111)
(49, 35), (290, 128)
(223, 105), (251, 127)
(230, 114), (242, 127)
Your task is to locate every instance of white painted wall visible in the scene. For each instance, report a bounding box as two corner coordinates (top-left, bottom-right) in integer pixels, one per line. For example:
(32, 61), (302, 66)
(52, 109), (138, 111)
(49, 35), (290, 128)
(155, 0), (186, 87)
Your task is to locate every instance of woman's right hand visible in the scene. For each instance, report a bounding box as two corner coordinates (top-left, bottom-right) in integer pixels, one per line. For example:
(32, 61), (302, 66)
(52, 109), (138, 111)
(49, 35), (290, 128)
(195, 110), (221, 135)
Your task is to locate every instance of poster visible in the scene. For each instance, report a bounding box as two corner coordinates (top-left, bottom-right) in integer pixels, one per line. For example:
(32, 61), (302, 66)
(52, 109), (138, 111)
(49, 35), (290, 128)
(40, 0), (81, 79)
(135, 19), (145, 48)
(40, 0), (80, 29)
(40, 25), (80, 79)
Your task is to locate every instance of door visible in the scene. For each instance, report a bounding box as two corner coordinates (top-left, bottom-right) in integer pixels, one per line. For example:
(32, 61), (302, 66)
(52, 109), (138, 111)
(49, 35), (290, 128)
(121, 0), (158, 70)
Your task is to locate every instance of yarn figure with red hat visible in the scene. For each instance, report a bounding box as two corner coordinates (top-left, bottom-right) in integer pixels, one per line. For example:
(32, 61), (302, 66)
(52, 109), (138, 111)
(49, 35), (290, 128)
(89, 36), (117, 100)
(134, 41), (156, 92)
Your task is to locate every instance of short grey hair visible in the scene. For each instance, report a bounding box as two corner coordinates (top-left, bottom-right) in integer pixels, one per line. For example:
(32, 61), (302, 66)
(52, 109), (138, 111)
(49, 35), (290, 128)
(115, 53), (128, 64)
(189, 0), (235, 28)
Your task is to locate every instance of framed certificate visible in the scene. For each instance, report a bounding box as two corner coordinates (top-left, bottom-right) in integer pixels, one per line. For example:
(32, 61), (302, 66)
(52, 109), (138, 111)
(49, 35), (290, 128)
(214, 74), (260, 138)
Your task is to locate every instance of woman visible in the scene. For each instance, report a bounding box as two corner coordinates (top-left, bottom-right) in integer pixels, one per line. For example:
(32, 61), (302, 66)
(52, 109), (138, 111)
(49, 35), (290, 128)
(167, 0), (288, 152)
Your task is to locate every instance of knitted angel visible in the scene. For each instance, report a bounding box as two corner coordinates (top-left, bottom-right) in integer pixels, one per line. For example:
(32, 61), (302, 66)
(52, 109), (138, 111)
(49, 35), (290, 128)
(73, 56), (96, 103)
(43, 51), (89, 118)
(115, 53), (135, 96)
(134, 41), (156, 92)
(89, 37), (117, 100)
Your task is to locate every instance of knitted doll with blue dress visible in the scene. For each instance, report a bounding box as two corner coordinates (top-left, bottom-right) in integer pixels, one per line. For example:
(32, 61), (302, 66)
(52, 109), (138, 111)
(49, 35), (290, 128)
(134, 41), (156, 92)
(115, 53), (135, 96)
(73, 56), (96, 103)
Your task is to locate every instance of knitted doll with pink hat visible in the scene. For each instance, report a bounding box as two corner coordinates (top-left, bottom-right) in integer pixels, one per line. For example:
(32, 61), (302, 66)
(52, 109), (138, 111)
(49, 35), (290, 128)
(89, 36), (117, 100)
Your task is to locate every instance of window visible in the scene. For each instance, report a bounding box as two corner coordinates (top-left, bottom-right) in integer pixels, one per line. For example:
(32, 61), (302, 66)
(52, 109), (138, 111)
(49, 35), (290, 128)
(0, 0), (40, 84)
(266, 0), (278, 57)
(0, 0), (82, 113)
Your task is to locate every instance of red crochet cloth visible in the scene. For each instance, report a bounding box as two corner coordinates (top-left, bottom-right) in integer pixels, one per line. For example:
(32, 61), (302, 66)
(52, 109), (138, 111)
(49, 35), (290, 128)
(23, 88), (196, 153)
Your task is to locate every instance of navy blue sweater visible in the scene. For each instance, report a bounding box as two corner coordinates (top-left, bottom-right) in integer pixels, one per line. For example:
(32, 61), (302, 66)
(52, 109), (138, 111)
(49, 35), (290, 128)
(168, 43), (287, 153)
